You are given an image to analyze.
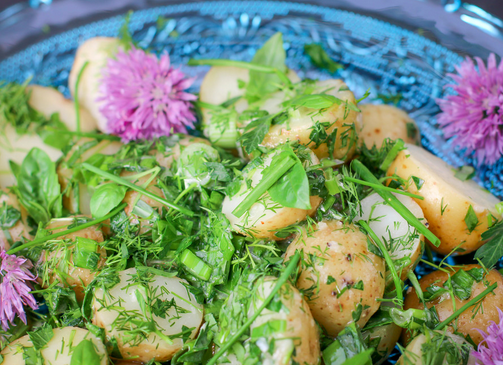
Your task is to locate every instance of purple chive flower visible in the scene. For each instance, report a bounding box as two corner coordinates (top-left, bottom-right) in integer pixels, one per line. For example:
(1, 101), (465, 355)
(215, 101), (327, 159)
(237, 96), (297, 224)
(437, 53), (503, 166)
(99, 47), (197, 142)
(472, 308), (503, 364)
(0, 249), (38, 331)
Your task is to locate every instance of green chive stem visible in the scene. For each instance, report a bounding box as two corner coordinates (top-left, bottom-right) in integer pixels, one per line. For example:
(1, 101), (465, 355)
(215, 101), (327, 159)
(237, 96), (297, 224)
(206, 251), (300, 365)
(344, 176), (424, 200)
(232, 156), (296, 218)
(43, 128), (121, 141)
(434, 283), (497, 330)
(7, 203), (127, 255)
(351, 160), (441, 247)
(380, 139), (404, 171)
(82, 163), (194, 217)
(74, 61), (89, 133)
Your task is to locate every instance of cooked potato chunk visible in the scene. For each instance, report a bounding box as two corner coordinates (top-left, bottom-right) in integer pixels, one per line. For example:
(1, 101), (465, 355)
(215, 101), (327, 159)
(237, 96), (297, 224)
(403, 265), (503, 345)
(360, 104), (420, 148)
(0, 327), (108, 364)
(92, 268), (204, 362)
(285, 220), (385, 336)
(387, 143), (501, 255)
(222, 147), (321, 240)
(248, 276), (320, 365)
(357, 192), (426, 281)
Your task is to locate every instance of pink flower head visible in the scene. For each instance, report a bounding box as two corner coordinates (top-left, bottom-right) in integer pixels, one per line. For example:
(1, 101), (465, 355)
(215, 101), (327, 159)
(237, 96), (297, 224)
(0, 249), (38, 331)
(436, 53), (503, 166)
(99, 47), (197, 142)
(472, 307), (503, 364)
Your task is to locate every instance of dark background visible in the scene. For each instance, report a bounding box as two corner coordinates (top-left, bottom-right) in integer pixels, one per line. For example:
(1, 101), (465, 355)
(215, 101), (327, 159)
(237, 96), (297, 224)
(1, 0), (502, 18)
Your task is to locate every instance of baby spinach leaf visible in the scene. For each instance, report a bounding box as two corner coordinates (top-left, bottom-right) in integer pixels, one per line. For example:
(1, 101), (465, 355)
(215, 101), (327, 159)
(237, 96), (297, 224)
(304, 43), (343, 74)
(16, 147), (62, 224)
(90, 183), (127, 218)
(39, 113), (72, 150)
(70, 339), (101, 365)
(474, 220), (503, 268)
(246, 32), (286, 102)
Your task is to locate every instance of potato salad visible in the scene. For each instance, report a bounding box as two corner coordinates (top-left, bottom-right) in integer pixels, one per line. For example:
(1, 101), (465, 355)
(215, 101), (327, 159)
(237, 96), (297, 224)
(1, 28), (502, 365)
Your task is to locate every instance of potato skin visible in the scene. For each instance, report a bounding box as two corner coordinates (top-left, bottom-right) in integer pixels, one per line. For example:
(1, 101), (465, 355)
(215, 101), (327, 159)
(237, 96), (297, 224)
(284, 220), (385, 336)
(364, 322), (401, 365)
(403, 265), (503, 345)
(387, 144), (501, 255)
(359, 104), (420, 149)
(250, 276), (320, 365)
(1, 327), (108, 364)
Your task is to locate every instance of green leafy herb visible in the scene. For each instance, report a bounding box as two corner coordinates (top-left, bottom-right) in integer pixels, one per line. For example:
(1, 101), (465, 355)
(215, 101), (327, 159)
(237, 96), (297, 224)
(450, 269), (475, 300)
(464, 205), (479, 233)
(412, 176), (424, 190)
(474, 220), (503, 268)
(119, 10), (135, 50)
(379, 138), (404, 171)
(73, 237), (100, 270)
(304, 43), (343, 73)
(15, 148), (62, 224)
(90, 183), (128, 218)
(70, 339), (102, 365)
(406, 122), (418, 140)
(0, 202), (21, 229)
(28, 324), (53, 351)
(374, 93), (403, 105)
(454, 165), (476, 181)
(287, 94), (339, 109)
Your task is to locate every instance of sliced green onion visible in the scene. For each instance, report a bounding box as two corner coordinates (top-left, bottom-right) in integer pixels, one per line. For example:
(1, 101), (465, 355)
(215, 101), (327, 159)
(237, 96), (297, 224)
(344, 176), (424, 200)
(74, 61), (89, 133)
(324, 168), (341, 195)
(208, 116), (239, 148)
(180, 249), (213, 281)
(73, 237), (100, 270)
(43, 128), (121, 141)
(7, 203), (127, 255)
(232, 155), (296, 218)
(82, 163), (193, 217)
(351, 160), (441, 247)
(206, 251), (300, 365)
(379, 138), (404, 171)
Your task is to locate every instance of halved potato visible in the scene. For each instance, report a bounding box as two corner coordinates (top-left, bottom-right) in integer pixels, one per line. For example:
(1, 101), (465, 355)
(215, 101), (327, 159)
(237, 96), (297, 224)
(359, 104), (420, 149)
(92, 268), (204, 363)
(0, 327), (108, 364)
(387, 144), (501, 255)
(284, 220), (385, 337)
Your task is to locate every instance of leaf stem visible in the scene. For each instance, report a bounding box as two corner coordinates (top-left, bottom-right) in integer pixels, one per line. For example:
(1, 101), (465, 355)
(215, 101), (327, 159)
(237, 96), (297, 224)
(43, 128), (121, 141)
(434, 283), (497, 330)
(7, 203), (127, 255)
(232, 156), (296, 218)
(351, 160), (440, 247)
(344, 176), (424, 200)
(74, 61), (89, 133)
(206, 251), (300, 365)
(81, 163), (194, 217)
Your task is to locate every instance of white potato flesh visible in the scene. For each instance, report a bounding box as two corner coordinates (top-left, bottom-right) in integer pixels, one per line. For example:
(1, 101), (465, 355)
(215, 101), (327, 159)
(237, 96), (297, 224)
(68, 37), (122, 132)
(284, 220), (386, 337)
(397, 331), (477, 365)
(27, 85), (98, 132)
(0, 327), (108, 365)
(222, 148), (321, 240)
(0, 189), (31, 250)
(39, 217), (105, 301)
(0, 124), (62, 187)
(58, 139), (123, 215)
(359, 104), (420, 149)
(357, 192), (426, 280)
(387, 143), (501, 255)
(93, 268), (204, 363)
(249, 276), (320, 365)
(261, 79), (362, 160)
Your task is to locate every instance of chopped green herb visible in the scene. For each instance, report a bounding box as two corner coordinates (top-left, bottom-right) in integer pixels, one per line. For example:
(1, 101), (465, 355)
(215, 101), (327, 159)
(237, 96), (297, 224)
(454, 165), (476, 181)
(304, 43), (343, 73)
(464, 205), (479, 233)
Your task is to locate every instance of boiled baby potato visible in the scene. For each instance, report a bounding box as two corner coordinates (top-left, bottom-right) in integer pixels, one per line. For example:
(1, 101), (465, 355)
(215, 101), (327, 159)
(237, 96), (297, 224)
(92, 268), (204, 363)
(403, 264), (503, 345)
(387, 143), (501, 255)
(27, 85), (98, 132)
(248, 276), (320, 365)
(0, 189), (31, 250)
(58, 138), (123, 215)
(0, 124), (62, 187)
(154, 134), (211, 169)
(222, 147), (321, 240)
(37, 217), (106, 301)
(397, 330), (476, 365)
(364, 320), (402, 365)
(0, 326), (108, 364)
(357, 192), (426, 281)
(68, 37), (122, 132)
(284, 220), (385, 336)
(261, 79), (362, 161)
(359, 104), (420, 149)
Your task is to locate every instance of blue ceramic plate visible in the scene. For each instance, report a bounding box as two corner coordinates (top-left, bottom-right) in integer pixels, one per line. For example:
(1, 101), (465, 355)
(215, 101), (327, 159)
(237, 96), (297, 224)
(1, 1), (503, 363)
